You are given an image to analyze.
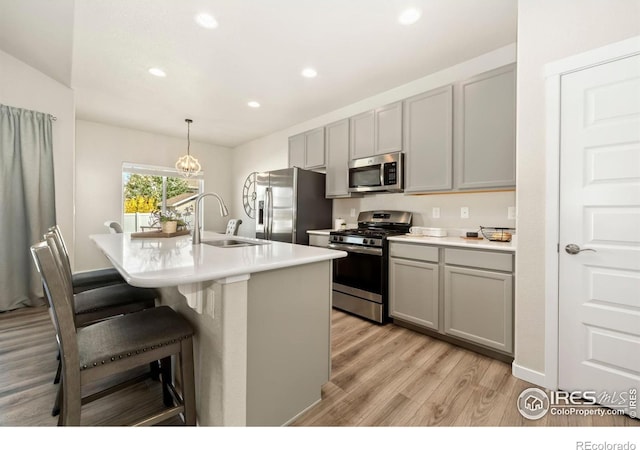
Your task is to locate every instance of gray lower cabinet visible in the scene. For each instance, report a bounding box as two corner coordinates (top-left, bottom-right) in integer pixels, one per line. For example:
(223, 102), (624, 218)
(388, 243), (440, 330)
(308, 234), (329, 248)
(403, 85), (453, 192)
(454, 63), (516, 189)
(325, 119), (350, 197)
(389, 242), (514, 357)
(389, 257), (439, 330)
(444, 248), (513, 354)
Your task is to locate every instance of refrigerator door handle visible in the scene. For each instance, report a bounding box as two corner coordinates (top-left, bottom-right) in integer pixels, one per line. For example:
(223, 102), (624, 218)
(265, 187), (271, 239)
(268, 186), (274, 239)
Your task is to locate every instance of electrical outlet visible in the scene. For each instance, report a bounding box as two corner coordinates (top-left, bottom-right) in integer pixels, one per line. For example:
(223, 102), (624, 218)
(508, 206), (516, 220)
(460, 207), (469, 219)
(432, 207), (440, 219)
(350, 208), (356, 218)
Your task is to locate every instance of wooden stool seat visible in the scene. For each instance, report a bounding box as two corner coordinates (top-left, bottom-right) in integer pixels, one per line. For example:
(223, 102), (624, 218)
(77, 306), (192, 371)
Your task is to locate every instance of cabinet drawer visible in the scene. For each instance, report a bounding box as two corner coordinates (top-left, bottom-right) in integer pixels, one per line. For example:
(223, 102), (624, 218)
(389, 242), (439, 262)
(444, 248), (512, 272)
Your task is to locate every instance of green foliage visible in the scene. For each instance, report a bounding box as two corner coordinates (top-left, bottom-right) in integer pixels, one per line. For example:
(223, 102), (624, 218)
(150, 209), (186, 227)
(123, 173), (193, 218)
(124, 174), (192, 201)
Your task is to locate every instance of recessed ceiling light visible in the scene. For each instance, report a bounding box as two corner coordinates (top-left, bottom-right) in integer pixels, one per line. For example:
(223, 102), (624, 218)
(148, 67), (166, 77)
(398, 8), (422, 25)
(195, 13), (218, 29)
(248, 101), (261, 108)
(301, 68), (318, 78)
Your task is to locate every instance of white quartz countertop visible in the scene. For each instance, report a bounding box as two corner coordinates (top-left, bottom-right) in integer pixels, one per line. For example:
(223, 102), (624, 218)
(90, 232), (347, 288)
(387, 234), (516, 252)
(306, 229), (335, 236)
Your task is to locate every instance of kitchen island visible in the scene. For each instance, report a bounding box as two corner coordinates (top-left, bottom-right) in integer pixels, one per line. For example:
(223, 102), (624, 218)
(90, 231), (346, 426)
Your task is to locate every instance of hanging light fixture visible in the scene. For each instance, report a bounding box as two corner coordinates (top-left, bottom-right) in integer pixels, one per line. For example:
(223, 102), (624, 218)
(175, 118), (201, 177)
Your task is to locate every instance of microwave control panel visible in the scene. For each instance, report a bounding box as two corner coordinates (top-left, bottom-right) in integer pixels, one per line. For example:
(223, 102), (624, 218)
(383, 162), (397, 185)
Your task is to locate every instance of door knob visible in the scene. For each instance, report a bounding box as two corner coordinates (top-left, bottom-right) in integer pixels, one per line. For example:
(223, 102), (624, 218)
(565, 243), (597, 255)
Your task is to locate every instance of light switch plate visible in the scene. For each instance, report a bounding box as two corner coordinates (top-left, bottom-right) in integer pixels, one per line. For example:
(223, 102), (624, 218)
(350, 208), (356, 217)
(432, 207), (440, 219)
(508, 206), (516, 220)
(460, 207), (469, 219)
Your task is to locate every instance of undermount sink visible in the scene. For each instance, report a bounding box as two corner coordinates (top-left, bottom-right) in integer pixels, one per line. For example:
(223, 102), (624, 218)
(202, 239), (263, 248)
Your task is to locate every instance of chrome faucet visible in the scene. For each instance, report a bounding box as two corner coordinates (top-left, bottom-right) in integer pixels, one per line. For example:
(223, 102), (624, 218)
(192, 192), (229, 245)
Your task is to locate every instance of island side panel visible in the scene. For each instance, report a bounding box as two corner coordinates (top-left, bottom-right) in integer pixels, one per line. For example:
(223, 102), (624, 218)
(246, 260), (332, 426)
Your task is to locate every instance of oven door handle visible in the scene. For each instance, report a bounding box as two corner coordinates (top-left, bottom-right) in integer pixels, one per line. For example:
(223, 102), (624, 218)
(328, 243), (383, 256)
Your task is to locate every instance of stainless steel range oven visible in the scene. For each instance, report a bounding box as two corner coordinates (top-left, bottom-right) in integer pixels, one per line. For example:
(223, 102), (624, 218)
(328, 211), (412, 323)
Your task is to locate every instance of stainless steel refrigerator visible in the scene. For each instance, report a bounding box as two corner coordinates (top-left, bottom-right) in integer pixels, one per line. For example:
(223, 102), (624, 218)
(256, 167), (332, 245)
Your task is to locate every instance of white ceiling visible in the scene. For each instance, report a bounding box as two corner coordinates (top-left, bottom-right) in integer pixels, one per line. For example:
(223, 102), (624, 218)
(0, 0), (517, 148)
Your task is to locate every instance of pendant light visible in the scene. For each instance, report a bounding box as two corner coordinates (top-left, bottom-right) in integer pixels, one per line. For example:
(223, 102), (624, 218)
(175, 118), (201, 177)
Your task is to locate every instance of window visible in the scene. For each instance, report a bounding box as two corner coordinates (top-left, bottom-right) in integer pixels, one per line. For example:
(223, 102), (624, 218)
(121, 163), (204, 232)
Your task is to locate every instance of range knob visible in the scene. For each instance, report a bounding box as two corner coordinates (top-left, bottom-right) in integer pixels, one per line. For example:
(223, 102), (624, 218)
(363, 239), (369, 245)
(339, 236), (344, 242)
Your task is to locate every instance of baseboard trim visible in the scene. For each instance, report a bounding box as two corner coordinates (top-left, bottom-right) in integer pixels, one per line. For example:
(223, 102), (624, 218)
(512, 362), (549, 389)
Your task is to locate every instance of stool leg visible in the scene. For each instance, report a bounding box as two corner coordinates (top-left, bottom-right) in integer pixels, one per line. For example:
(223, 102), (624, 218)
(160, 356), (173, 407)
(53, 352), (61, 384)
(52, 383), (62, 417)
(150, 360), (160, 381)
(180, 337), (196, 425)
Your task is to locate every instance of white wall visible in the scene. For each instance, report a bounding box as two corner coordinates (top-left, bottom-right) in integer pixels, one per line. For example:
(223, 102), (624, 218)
(231, 44), (517, 238)
(514, 0), (640, 377)
(75, 120), (232, 270)
(0, 49), (75, 264)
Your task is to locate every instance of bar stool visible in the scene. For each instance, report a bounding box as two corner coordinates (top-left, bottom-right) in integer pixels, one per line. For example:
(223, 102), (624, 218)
(225, 219), (242, 236)
(31, 240), (196, 426)
(103, 220), (124, 234)
(44, 230), (159, 415)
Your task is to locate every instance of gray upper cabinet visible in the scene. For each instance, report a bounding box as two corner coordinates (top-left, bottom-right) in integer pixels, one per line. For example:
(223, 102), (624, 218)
(375, 101), (403, 155)
(288, 134), (305, 168)
(349, 110), (375, 160)
(350, 101), (402, 160)
(403, 85), (453, 193)
(454, 64), (516, 190)
(305, 127), (325, 168)
(325, 119), (351, 198)
(288, 127), (325, 169)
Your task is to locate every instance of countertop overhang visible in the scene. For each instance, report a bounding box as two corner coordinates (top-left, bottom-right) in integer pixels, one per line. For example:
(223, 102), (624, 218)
(90, 232), (347, 288)
(387, 234), (516, 252)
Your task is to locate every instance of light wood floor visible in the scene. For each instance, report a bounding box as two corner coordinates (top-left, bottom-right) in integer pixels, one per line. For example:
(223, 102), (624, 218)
(0, 305), (637, 426)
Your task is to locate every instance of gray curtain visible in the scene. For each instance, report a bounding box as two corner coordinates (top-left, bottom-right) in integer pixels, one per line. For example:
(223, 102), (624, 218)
(0, 104), (56, 311)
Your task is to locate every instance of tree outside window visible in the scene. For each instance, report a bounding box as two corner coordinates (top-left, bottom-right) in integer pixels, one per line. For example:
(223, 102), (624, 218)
(122, 171), (202, 232)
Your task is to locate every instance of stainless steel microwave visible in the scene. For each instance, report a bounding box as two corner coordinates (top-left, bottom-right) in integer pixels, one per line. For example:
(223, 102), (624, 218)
(348, 152), (403, 193)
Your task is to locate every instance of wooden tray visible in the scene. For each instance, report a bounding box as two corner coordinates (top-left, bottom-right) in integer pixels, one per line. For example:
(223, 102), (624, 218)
(131, 229), (190, 239)
(460, 236), (484, 240)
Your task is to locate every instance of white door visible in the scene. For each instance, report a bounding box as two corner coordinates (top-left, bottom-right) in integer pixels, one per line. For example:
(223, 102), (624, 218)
(559, 53), (640, 417)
